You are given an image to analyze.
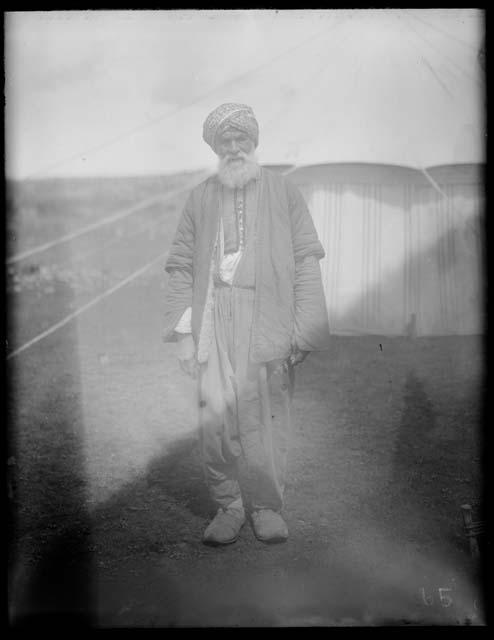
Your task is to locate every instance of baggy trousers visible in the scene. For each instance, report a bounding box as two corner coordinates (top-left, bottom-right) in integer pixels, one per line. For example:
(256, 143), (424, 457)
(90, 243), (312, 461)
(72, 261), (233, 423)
(198, 285), (294, 512)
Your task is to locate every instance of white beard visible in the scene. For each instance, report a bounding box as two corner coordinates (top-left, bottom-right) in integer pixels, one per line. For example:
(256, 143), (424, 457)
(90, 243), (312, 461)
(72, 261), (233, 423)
(217, 150), (260, 189)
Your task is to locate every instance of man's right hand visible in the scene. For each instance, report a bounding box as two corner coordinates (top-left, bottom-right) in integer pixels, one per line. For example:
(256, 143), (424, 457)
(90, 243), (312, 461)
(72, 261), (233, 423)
(176, 333), (199, 379)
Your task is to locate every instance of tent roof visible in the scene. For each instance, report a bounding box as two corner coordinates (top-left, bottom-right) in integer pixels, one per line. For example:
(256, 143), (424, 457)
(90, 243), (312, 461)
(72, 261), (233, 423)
(288, 162), (484, 186)
(255, 10), (484, 170)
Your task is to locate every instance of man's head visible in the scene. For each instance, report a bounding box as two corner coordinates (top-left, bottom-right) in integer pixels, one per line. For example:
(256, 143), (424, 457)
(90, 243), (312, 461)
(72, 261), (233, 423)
(203, 103), (260, 188)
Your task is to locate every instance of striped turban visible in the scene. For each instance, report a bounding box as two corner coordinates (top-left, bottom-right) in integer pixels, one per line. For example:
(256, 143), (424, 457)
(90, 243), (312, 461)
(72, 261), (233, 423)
(203, 103), (259, 152)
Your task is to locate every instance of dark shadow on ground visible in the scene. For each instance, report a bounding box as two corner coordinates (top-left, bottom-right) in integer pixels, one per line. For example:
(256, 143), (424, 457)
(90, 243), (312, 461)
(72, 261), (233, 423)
(7, 225), (97, 626)
(8, 354), (97, 626)
(11, 522), (94, 627)
(142, 435), (211, 520)
(392, 369), (437, 491)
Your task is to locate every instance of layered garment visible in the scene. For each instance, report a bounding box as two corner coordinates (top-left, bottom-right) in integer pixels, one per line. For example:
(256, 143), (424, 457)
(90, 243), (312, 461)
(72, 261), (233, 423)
(162, 168), (330, 510)
(162, 168), (331, 362)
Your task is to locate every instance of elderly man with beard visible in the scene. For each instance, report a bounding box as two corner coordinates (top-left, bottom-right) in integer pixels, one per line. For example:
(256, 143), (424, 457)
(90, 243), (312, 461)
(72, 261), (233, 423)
(162, 103), (330, 545)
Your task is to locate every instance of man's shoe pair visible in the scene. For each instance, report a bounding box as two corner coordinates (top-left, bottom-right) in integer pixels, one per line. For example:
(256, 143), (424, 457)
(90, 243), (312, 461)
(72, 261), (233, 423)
(202, 503), (288, 545)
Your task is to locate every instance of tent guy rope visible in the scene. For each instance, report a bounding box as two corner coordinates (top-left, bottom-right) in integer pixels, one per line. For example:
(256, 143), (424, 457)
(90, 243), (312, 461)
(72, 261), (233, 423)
(7, 172), (211, 265)
(6, 251), (169, 361)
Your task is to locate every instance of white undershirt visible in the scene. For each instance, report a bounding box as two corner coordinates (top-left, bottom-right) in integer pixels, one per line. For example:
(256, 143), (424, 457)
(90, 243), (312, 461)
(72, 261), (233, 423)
(174, 218), (242, 334)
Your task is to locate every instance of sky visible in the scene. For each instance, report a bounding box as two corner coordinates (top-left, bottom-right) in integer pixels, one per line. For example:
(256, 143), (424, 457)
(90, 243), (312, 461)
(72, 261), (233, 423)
(5, 9), (485, 180)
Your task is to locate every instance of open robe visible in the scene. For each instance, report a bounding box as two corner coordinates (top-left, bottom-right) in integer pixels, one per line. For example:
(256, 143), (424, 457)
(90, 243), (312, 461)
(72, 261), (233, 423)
(162, 167), (331, 363)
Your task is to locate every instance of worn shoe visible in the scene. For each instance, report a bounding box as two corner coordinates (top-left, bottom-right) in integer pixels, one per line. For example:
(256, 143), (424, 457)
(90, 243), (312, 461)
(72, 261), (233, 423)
(202, 505), (246, 545)
(252, 509), (289, 543)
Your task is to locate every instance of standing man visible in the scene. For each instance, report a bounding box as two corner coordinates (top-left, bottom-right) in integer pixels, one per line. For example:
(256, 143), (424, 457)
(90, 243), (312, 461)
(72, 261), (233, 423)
(162, 103), (330, 545)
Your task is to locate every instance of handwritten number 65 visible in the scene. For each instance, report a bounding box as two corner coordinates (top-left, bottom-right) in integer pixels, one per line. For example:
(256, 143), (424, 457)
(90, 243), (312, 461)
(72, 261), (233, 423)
(421, 588), (453, 607)
(438, 588), (453, 608)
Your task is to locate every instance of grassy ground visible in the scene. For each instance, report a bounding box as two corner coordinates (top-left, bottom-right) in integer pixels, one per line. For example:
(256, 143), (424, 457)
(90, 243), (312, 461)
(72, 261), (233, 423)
(7, 176), (487, 627)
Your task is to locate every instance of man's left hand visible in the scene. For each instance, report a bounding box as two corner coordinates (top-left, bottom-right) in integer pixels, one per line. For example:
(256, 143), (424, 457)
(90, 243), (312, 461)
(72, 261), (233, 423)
(288, 347), (310, 367)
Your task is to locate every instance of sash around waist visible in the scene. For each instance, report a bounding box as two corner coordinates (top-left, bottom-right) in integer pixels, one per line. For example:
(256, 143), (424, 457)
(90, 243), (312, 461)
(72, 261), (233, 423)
(213, 278), (255, 291)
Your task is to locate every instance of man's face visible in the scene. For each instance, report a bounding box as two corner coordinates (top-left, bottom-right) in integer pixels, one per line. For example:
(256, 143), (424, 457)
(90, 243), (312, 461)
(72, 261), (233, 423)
(216, 129), (255, 164)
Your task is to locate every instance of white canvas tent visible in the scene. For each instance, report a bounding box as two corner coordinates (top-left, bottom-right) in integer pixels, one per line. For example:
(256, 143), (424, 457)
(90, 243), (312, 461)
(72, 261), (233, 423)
(164, 9), (483, 171)
(289, 162), (484, 336)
